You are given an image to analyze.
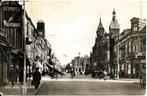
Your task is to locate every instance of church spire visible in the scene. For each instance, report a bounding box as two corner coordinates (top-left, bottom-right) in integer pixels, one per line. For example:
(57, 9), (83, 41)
(98, 17), (104, 29)
(97, 17), (105, 36)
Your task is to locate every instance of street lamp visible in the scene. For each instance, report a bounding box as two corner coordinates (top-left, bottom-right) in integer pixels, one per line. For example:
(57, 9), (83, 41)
(21, 1), (27, 95)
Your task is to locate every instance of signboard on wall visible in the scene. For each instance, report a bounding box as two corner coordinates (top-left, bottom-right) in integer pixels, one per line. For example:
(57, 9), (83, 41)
(0, 1), (23, 48)
(2, 1), (22, 28)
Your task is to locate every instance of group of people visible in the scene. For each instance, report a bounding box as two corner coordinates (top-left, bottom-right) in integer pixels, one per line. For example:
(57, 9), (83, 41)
(9, 65), (41, 89)
(50, 68), (59, 79)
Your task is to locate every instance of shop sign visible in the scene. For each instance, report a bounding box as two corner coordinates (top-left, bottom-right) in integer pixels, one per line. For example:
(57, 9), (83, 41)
(2, 4), (22, 28)
(3, 20), (21, 27)
(3, 6), (21, 11)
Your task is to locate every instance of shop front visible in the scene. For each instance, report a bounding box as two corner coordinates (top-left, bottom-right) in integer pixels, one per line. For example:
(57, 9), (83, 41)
(0, 34), (9, 86)
(139, 57), (146, 88)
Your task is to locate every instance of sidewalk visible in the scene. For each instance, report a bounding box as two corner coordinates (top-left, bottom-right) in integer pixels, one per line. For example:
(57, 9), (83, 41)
(0, 77), (46, 95)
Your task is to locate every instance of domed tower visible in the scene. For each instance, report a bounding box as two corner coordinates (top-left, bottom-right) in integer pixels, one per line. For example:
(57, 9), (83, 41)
(109, 9), (120, 39)
(109, 9), (120, 77)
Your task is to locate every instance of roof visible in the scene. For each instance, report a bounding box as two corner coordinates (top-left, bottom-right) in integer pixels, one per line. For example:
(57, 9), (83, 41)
(109, 9), (120, 29)
(109, 18), (120, 29)
(98, 18), (104, 29)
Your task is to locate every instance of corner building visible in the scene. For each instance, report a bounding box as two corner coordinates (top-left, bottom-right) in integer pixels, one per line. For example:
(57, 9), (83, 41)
(118, 17), (146, 78)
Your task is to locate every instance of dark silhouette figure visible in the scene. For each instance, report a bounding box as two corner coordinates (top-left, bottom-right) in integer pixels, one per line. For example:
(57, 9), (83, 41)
(9, 65), (17, 87)
(70, 69), (75, 79)
(51, 68), (55, 79)
(33, 67), (41, 89)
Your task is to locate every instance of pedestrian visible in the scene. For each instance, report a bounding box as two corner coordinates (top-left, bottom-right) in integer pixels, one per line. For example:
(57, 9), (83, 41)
(99, 70), (103, 80)
(70, 69), (74, 79)
(55, 70), (58, 80)
(103, 70), (107, 80)
(9, 65), (17, 87)
(51, 68), (55, 79)
(70, 69), (75, 79)
(32, 67), (41, 89)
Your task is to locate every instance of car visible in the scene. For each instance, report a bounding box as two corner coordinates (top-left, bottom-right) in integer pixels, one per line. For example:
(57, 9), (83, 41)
(92, 71), (104, 78)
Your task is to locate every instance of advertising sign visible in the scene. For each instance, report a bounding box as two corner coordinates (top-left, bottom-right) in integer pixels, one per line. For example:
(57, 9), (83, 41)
(2, 1), (22, 28)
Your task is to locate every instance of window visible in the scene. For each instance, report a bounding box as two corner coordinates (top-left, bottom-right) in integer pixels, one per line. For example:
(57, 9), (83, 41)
(133, 45), (136, 52)
(129, 46), (131, 52)
(133, 26), (138, 31)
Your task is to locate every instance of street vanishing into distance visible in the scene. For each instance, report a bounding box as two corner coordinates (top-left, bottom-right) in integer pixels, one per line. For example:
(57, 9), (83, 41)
(32, 74), (145, 95)
(0, 1), (146, 96)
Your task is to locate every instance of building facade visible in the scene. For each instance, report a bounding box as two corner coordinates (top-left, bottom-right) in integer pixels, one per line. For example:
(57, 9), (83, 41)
(117, 17), (146, 78)
(0, 1), (24, 85)
(90, 17), (109, 72)
(72, 55), (89, 75)
(109, 9), (120, 79)
(0, 1), (52, 86)
(0, 31), (9, 86)
(90, 9), (146, 80)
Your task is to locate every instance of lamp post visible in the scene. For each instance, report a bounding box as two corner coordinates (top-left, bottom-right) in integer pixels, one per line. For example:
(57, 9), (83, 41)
(21, 1), (27, 95)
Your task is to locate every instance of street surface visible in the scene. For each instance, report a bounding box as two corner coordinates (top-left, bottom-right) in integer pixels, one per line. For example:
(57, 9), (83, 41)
(36, 74), (145, 95)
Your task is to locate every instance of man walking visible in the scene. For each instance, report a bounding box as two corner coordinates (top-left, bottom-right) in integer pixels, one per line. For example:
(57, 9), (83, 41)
(33, 67), (41, 89)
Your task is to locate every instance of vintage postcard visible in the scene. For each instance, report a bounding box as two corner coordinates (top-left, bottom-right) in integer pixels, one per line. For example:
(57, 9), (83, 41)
(0, 0), (146, 95)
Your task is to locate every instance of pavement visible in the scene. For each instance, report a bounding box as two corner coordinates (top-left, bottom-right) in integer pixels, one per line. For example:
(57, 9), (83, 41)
(0, 77), (45, 96)
(0, 74), (143, 95)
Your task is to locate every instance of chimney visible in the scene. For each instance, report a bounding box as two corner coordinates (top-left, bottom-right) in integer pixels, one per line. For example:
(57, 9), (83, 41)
(37, 20), (45, 38)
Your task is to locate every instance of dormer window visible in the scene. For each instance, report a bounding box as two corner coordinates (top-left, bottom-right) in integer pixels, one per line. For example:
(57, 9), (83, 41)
(133, 26), (138, 31)
(133, 24), (138, 31)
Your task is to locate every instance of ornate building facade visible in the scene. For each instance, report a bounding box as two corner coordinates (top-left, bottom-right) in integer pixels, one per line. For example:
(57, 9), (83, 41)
(72, 55), (89, 75)
(91, 17), (109, 72)
(117, 17), (146, 78)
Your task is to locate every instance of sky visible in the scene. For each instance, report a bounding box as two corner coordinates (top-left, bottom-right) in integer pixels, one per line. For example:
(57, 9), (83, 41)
(24, 0), (146, 65)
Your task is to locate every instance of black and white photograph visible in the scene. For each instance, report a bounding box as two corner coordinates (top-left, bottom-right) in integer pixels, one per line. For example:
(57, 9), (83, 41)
(0, 0), (146, 95)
